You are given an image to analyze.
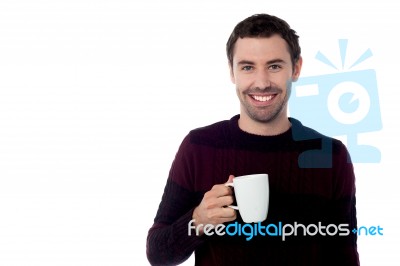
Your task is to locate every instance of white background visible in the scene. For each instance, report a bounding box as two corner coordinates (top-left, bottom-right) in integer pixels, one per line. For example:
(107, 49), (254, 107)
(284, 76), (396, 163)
(0, 0), (399, 265)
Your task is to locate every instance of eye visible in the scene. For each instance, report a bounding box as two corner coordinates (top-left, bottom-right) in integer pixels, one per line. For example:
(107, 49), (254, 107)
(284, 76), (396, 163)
(268, 64), (282, 72)
(241, 66), (254, 71)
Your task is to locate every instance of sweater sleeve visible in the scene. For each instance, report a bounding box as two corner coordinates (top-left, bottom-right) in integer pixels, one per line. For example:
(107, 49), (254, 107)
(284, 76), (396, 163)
(146, 135), (206, 266)
(322, 140), (360, 266)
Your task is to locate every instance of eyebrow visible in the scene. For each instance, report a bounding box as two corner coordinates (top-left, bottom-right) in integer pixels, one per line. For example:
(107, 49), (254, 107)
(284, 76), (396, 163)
(237, 60), (255, 65)
(237, 59), (287, 65)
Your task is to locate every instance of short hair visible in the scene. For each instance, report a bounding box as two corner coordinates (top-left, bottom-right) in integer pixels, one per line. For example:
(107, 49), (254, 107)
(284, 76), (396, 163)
(226, 14), (301, 68)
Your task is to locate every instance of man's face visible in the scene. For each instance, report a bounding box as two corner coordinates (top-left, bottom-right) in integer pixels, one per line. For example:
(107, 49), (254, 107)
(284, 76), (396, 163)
(230, 35), (302, 125)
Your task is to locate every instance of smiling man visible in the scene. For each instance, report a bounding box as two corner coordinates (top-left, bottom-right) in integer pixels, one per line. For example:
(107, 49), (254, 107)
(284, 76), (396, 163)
(230, 35), (301, 136)
(147, 14), (359, 266)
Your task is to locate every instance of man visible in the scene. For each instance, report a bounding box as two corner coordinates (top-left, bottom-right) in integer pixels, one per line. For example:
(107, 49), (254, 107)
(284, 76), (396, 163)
(147, 14), (359, 265)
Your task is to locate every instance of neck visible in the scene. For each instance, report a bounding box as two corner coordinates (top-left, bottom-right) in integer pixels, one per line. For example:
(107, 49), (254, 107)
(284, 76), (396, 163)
(238, 113), (291, 136)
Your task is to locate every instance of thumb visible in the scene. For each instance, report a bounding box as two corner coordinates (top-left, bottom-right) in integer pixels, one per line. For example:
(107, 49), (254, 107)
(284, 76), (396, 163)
(227, 174), (235, 183)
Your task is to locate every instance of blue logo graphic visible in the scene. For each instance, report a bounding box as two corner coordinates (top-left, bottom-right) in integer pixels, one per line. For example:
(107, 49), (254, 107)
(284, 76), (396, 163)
(352, 225), (383, 236)
(289, 39), (382, 165)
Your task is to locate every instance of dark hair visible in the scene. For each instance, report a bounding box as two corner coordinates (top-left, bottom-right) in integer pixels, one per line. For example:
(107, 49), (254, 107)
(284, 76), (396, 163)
(226, 14), (301, 68)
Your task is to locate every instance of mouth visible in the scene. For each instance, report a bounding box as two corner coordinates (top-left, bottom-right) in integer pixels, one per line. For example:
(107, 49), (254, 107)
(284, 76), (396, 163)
(249, 94), (277, 104)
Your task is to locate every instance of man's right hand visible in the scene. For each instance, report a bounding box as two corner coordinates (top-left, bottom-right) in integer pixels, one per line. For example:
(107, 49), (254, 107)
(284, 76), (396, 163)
(192, 175), (237, 234)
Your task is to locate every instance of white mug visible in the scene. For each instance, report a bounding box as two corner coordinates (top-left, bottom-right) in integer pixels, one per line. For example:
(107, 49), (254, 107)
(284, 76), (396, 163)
(225, 173), (269, 223)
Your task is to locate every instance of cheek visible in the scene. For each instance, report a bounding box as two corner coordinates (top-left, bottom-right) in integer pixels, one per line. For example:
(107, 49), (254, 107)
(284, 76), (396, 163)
(275, 74), (292, 88)
(230, 72), (235, 84)
(234, 74), (252, 88)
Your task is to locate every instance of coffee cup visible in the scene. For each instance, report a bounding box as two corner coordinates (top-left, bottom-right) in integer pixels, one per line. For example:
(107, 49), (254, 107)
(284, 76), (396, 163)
(225, 173), (269, 223)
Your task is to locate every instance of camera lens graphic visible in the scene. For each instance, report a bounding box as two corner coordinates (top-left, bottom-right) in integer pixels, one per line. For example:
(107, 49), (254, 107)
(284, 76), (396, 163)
(327, 81), (370, 125)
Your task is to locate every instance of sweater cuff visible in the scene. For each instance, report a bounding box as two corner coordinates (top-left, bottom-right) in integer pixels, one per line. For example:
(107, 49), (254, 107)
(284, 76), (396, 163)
(170, 207), (206, 251)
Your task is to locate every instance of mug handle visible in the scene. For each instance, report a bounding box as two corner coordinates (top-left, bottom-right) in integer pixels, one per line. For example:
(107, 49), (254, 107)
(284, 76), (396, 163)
(225, 182), (239, 210)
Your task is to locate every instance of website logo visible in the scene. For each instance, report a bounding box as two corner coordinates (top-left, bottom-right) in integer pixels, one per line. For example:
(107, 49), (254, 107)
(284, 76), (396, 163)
(188, 220), (383, 241)
(289, 39), (382, 166)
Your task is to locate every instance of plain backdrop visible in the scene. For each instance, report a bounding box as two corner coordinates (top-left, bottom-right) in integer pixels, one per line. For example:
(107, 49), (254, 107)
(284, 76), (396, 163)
(0, 0), (399, 265)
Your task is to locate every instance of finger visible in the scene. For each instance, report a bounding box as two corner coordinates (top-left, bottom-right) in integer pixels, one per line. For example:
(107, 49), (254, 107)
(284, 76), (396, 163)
(208, 208), (236, 225)
(226, 174), (235, 183)
(216, 195), (234, 207)
(218, 215), (237, 224)
(210, 184), (233, 197)
(219, 207), (237, 219)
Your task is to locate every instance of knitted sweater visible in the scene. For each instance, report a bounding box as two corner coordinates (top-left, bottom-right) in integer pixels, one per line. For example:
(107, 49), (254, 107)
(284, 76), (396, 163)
(147, 115), (359, 266)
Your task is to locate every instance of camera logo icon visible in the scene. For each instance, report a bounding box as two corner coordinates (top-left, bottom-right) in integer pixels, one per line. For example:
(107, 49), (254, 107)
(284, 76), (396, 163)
(289, 39), (382, 165)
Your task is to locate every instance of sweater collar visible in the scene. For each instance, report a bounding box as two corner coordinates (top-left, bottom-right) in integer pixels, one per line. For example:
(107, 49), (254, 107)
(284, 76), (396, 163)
(228, 114), (303, 146)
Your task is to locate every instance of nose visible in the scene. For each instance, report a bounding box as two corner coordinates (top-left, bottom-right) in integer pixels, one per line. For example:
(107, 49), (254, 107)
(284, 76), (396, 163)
(253, 69), (271, 90)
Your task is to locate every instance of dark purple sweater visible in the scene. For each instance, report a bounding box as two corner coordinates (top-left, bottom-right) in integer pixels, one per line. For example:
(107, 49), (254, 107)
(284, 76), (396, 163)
(147, 115), (359, 266)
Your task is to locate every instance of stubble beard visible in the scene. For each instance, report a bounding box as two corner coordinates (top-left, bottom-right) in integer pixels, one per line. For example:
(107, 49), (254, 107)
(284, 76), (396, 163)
(239, 85), (292, 123)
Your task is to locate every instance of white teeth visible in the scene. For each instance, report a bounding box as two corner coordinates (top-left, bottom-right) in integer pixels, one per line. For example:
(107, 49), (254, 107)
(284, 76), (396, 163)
(252, 95), (273, 102)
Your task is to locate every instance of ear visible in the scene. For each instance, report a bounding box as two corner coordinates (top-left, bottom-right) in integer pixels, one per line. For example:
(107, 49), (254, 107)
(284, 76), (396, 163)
(229, 62), (235, 84)
(292, 56), (303, 82)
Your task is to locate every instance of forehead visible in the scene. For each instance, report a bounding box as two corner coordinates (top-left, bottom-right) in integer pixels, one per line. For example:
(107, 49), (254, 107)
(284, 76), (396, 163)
(232, 35), (291, 63)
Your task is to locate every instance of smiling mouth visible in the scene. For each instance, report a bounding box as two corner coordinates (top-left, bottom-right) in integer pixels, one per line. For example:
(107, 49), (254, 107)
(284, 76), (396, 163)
(250, 94), (276, 102)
